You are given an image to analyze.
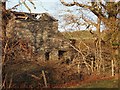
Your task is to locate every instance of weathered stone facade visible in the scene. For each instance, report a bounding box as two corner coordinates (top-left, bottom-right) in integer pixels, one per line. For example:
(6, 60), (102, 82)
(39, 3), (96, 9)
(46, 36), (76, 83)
(6, 11), (75, 62)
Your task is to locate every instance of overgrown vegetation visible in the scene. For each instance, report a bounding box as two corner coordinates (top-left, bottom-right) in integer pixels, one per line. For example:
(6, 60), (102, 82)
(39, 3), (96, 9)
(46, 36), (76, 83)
(1, 30), (119, 88)
(1, 0), (119, 89)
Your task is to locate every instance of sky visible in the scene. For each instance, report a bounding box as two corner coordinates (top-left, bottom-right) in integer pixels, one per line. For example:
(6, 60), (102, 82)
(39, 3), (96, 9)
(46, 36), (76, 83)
(6, 0), (84, 31)
(6, 0), (120, 16)
(6, 0), (119, 31)
(6, 0), (63, 30)
(6, 0), (93, 18)
(6, 0), (61, 17)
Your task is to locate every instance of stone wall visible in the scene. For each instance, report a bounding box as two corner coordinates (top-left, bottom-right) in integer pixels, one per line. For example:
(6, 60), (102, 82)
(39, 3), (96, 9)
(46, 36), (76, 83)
(6, 11), (74, 62)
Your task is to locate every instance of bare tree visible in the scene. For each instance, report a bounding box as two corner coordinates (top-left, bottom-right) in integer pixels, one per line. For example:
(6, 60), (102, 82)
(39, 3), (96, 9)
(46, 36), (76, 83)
(60, 0), (119, 75)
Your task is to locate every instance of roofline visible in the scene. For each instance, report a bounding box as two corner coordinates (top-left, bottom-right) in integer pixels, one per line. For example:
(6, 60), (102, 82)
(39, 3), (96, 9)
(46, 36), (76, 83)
(9, 11), (58, 21)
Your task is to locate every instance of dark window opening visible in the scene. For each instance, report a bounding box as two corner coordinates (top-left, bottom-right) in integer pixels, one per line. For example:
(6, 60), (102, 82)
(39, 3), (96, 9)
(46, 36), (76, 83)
(45, 52), (50, 61)
(66, 58), (71, 64)
(58, 50), (66, 60)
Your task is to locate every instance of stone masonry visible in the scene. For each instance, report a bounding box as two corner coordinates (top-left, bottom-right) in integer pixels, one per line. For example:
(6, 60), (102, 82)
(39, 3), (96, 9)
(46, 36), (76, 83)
(6, 11), (76, 62)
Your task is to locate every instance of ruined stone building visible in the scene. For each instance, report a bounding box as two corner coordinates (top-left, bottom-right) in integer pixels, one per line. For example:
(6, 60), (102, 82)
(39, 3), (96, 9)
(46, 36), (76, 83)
(6, 11), (76, 62)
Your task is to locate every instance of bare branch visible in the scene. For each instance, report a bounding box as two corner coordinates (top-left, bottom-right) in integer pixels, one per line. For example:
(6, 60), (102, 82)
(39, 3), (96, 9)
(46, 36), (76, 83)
(8, 2), (23, 10)
(82, 15), (97, 28)
(60, 0), (91, 9)
(60, 0), (104, 18)
(60, 0), (76, 6)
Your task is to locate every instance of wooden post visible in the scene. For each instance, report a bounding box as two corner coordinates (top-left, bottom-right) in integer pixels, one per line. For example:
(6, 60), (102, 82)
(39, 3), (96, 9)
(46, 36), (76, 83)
(91, 61), (94, 72)
(77, 62), (80, 74)
(42, 70), (48, 88)
(111, 59), (114, 76)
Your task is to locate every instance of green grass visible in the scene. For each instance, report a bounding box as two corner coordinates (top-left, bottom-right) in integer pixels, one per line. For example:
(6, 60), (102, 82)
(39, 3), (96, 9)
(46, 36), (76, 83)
(70, 78), (119, 88)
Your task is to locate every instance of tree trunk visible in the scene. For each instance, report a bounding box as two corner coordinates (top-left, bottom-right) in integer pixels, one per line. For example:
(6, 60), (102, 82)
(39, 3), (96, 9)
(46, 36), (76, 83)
(2, 1), (7, 40)
(95, 18), (102, 74)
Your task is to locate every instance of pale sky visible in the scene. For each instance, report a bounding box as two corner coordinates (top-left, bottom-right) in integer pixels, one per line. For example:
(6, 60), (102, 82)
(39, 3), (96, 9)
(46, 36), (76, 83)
(6, 0), (119, 19)
(7, 0), (61, 15)
(6, 0), (120, 15)
(6, 0), (92, 17)
(7, 0), (82, 31)
(5, 0), (99, 31)
(6, 0), (119, 31)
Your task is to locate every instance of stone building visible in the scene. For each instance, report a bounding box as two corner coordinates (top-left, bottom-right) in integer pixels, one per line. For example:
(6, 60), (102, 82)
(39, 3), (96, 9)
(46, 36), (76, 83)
(6, 11), (76, 62)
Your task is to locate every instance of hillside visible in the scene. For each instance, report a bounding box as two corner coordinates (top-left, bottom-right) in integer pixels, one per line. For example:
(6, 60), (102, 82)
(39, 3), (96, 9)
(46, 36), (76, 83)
(61, 30), (94, 40)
